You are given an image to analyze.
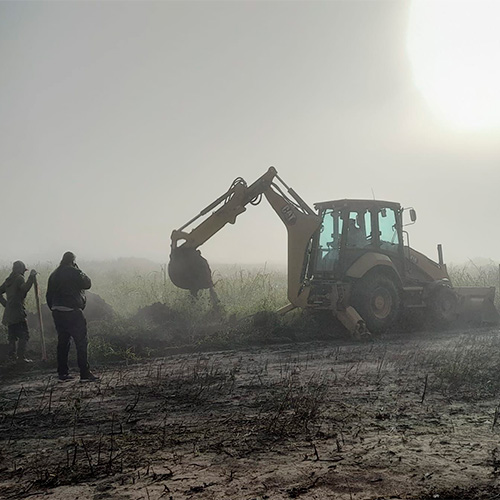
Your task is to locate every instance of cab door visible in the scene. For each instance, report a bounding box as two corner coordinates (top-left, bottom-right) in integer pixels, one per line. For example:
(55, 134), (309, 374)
(312, 209), (343, 277)
(338, 208), (377, 273)
(375, 206), (406, 275)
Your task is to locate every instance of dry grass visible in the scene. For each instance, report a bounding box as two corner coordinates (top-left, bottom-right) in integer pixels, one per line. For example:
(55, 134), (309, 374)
(3, 331), (500, 499)
(0, 352), (330, 498)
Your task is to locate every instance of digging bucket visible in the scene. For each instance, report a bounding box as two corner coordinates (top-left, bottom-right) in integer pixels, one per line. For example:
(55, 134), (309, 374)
(168, 246), (213, 292)
(454, 286), (500, 324)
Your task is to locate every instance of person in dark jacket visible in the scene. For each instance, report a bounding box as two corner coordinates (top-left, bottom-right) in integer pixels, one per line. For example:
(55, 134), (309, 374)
(0, 261), (37, 362)
(46, 252), (98, 382)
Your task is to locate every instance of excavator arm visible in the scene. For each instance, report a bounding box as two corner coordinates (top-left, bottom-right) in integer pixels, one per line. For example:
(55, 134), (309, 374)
(169, 167), (321, 304)
(171, 168), (278, 251)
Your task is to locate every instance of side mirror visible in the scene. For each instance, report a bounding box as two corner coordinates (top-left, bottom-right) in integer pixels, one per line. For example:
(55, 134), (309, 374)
(410, 209), (417, 222)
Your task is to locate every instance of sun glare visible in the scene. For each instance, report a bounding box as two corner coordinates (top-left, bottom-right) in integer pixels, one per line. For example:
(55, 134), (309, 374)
(407, 0), (500, 130)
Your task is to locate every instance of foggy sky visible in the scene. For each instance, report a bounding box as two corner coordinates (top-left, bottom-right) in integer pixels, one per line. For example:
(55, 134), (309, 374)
(1, 0), (500, 268)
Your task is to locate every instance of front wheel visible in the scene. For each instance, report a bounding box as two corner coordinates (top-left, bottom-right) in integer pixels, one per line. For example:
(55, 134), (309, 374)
(428, 286), (458, 325)
(352, 274), (400, 333)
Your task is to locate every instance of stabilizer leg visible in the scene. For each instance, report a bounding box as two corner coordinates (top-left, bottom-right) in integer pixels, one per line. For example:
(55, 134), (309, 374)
(337, 306), (370, 340)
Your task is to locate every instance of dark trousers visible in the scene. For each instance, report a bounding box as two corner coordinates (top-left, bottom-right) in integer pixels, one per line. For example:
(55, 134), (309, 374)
(7, 321), (29, 358)
(52, 309), (90, 377)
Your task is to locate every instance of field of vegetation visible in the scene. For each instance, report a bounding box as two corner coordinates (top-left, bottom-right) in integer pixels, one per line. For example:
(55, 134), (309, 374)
(0, 259), (294, 366)
(1, 259), (500, 499)
(0, 258), (498, 365)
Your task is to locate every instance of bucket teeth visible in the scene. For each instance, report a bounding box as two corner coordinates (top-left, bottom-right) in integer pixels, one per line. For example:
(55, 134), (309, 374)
(168, 247), (213, 293)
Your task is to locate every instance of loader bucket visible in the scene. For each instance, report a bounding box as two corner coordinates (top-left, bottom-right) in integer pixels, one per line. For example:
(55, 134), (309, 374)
(168, 247), (214, 293)
(454, 287), (500, 325)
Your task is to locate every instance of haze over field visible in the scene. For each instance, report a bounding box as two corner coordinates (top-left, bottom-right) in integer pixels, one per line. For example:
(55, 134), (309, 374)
(1, 0), (500, 268)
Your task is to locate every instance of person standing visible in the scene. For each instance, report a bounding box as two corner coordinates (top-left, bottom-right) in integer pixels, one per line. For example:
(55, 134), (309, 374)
(0, 261), (37, 362)
(46, 252), (99, 382)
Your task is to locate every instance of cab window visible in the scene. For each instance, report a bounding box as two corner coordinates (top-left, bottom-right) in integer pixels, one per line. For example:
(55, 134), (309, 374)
(346, 210), (371, 248)
(378, 207), (399, 249)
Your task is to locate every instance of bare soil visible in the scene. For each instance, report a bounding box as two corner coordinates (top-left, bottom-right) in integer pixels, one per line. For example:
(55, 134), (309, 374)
(2, 327), (500, 500)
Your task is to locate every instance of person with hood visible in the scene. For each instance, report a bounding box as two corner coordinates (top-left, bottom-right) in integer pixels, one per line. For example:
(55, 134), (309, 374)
(0, 261), (37, 362)
(46, 252), (98, 382)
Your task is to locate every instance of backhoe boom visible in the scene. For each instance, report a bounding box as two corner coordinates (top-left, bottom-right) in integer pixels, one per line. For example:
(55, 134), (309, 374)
(168, 167), (321, 301)
(171, 167), (278, 251)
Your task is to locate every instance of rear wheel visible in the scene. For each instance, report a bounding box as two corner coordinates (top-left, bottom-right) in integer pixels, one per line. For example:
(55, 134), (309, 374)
(352, 274), (400, 333)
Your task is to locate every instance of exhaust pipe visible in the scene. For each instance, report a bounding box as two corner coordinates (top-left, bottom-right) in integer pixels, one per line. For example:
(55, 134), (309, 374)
(437, 244), (444, 266)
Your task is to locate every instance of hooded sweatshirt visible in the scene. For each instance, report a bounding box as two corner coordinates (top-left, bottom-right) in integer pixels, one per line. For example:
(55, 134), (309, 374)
(0, 271), (35, 326)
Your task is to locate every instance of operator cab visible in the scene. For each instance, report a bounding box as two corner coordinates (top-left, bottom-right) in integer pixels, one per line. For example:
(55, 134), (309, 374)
(310, 199), (404, 279)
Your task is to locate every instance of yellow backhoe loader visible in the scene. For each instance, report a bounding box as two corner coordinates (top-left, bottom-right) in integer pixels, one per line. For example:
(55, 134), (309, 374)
(169, 167), (499, 337)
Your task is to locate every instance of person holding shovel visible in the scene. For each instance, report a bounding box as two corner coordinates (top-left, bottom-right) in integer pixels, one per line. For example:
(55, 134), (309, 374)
(0, 260), (37, 363)
(46, 251), (99, 383)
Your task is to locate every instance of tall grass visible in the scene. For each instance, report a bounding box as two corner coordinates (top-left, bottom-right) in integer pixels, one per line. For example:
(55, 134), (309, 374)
(448, 260), (500, 288)
(0, 258), (495, 317)
(0, 258), (497, 319)
(0, 260), (290, 362)
(0, 259), (498, 363)
(0, 260), (288, 319)
(212, 265), (287, 316)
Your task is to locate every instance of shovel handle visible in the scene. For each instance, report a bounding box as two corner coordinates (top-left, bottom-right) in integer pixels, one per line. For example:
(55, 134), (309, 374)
(34, 275), (47, 362)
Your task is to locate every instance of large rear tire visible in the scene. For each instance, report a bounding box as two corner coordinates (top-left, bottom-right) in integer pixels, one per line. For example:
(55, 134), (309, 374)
(352, 273), (400, 333)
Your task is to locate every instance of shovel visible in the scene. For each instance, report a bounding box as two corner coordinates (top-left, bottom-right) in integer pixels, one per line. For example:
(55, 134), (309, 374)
(33, 275), (47, 361)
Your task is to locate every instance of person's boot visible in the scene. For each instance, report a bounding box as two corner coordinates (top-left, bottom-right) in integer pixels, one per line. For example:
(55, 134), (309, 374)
(18, 357), (33, 363)
(17, 339), (32, 363)
(80, 371), (100, 383)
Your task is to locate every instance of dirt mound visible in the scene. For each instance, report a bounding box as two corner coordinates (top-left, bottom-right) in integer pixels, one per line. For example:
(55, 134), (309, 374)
(26, 291), (115, 334)
(85, 291), (115, 322)
(131, 302), (185, 327)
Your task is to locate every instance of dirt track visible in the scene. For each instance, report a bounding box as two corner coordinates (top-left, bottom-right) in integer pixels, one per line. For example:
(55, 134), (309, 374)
(2, 327), (500, 499)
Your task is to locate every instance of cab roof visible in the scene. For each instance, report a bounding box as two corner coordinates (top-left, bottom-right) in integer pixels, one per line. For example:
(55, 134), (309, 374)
(314, 199), (402, 211)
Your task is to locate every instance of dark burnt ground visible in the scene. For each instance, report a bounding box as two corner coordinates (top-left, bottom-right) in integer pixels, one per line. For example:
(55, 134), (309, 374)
(1, 327), (500, 499)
